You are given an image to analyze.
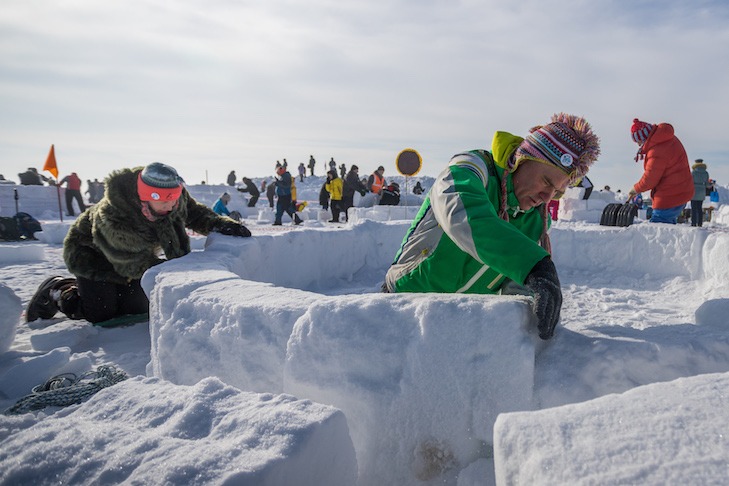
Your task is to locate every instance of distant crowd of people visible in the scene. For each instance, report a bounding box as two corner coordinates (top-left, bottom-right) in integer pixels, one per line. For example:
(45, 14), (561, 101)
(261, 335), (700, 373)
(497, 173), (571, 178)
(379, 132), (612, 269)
(220, 157), (421, 225)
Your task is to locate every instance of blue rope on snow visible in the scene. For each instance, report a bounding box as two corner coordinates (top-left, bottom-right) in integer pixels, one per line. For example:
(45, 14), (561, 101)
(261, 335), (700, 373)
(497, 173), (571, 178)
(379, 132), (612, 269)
(4, 365), (129, 415)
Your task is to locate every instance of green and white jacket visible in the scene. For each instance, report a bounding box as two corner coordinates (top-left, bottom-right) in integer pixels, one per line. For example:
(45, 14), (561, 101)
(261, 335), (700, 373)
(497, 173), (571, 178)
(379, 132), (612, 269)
(385, 132), (549, 294)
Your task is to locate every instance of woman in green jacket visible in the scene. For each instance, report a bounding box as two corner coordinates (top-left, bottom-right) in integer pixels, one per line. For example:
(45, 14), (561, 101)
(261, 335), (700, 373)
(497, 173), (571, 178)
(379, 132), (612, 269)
(384, 113), (600, 339)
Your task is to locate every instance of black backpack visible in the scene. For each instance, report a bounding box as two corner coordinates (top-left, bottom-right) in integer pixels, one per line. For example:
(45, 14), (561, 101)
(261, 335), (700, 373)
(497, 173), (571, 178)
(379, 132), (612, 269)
(0, 212), (42, 241)
(15, 212), (42, 239)
(0, 217), (22, 241)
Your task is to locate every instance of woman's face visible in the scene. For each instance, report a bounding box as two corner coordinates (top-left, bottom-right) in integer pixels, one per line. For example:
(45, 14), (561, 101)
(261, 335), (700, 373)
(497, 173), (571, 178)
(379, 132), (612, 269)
(511, 159), (570, 211)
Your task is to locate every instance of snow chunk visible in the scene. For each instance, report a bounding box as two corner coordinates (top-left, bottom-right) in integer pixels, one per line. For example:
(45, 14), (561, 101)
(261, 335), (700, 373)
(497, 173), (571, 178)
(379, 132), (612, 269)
(695, 299), (729, 329)
(0, 376), (356, 485)
(0, 284), (21, 353)
(494, 372), (729, 485)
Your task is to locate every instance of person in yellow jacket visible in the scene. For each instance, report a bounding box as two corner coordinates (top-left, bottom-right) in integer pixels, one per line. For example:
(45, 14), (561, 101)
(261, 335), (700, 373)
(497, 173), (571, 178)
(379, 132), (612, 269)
(325, 169), (344, 222)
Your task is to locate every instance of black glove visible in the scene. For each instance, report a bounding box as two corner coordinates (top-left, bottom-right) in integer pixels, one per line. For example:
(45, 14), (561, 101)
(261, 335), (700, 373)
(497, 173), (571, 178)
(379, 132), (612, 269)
(523, 256), (562, 340)
(216, 221), (252, 238)
(359, 190), (366, 196)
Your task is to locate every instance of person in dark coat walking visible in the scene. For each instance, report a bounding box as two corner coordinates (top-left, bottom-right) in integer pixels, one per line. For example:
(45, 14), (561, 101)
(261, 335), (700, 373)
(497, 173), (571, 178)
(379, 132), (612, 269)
(237, 177), (260, 207)
(308, 155), (316, 176)
(273, 166), (302, 225)
(266, 181), (276, 208)
(691, 159), (710, 227)
(319, 178), (330, 211)
(342, 165), (367, 221)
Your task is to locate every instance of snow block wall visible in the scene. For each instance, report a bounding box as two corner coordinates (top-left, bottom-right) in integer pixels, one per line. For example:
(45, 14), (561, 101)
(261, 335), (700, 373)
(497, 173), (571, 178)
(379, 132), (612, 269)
(494, 372), (729, 485)
(145, 220), (729, 485)
(0, 185), (68, 219)
(285, 293), (535, 485)
(550, 222), (707, 280)
(145, 222), (538, 484)
(0, 376), (357, 486)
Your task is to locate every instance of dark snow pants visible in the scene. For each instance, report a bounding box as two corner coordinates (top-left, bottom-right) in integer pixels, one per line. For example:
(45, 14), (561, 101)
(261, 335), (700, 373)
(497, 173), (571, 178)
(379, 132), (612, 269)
(75, 276), (148, 323)
(690, 200), (704, 227)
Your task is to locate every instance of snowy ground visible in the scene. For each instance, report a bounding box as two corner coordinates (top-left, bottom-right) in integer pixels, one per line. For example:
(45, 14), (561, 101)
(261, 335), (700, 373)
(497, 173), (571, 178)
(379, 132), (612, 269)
(1, 184), (729, 485)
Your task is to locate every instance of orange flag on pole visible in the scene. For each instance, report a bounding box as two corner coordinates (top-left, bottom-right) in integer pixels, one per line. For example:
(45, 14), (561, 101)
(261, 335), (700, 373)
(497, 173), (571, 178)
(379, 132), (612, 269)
(43, 144), (59, 179)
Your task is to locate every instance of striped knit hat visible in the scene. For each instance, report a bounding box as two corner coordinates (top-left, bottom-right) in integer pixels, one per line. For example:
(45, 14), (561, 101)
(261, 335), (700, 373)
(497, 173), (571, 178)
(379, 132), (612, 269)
(631, 118), (654, 145)
(514, 113), (600, 183)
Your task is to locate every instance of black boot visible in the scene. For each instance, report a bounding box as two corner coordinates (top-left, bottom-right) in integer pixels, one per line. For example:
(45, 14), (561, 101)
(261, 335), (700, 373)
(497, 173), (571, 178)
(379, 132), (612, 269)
(26, 276), (61, 322)
(57, 281), (84, 319)
(26, 276), (76, 322)
(294, 215), (303, 225)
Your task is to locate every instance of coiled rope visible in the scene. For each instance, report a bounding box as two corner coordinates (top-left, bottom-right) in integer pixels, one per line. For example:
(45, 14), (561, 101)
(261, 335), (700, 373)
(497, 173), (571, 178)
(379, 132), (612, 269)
(4, 365), (129, 415)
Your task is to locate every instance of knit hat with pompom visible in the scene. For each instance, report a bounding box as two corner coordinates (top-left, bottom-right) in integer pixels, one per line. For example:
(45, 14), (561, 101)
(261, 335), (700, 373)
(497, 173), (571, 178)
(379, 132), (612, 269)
(630, 118), (654, 145)
(514, 113), (601, 183)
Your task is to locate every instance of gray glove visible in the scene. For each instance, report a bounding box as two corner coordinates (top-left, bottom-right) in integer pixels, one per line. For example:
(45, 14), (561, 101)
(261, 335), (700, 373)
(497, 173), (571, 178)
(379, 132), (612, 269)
(523, 257), (562, 340)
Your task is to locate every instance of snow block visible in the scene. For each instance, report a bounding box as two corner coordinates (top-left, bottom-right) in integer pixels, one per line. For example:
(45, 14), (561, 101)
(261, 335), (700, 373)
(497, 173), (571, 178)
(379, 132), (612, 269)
(550, 222), (707, 280)
(494, 372), (729, 485)
(0, 376), (357, 486)
(558, 187), (611, 223)
(285, 293), (536, 485)
(348, 204), (421, 223)
(0, 283), (21, 353)
(0, 244), (45, 264)
(702, 231), (729, 285)
(0, 347), (72, 399)
(147, 270), (319, 393)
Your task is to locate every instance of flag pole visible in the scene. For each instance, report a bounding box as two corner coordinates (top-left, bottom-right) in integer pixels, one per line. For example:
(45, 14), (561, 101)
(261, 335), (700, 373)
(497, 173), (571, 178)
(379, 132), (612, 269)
(55, 184), (63, 222)
(43, 144), (63, 222)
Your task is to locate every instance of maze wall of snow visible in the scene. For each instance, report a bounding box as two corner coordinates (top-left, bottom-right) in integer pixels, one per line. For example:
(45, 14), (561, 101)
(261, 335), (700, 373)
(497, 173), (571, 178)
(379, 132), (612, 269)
(144, 221), (537, 484)
(144, 220), (729, 484)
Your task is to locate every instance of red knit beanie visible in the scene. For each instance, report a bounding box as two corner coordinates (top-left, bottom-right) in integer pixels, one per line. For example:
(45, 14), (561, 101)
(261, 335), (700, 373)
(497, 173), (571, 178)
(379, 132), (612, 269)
(631, 118), (654, 145)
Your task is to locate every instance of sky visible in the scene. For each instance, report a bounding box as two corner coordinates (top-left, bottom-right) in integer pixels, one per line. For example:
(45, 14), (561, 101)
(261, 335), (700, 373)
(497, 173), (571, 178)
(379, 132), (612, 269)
(1, 0), (729, 191)
(1, 186), (729, 484)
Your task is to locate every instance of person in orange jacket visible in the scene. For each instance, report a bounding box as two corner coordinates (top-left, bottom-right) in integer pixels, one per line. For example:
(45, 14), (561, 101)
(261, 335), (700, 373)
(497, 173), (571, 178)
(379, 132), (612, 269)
(368, 166), (386, 195)
(628, 118), (693, 224)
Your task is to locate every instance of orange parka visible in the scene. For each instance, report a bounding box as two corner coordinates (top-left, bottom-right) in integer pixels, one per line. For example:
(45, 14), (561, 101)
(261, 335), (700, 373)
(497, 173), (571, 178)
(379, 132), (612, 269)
(633, 123), (693, 210)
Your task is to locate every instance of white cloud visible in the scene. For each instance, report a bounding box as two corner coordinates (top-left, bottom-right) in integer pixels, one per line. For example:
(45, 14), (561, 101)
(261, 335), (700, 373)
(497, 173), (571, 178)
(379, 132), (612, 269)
(0, 0), (728, 189)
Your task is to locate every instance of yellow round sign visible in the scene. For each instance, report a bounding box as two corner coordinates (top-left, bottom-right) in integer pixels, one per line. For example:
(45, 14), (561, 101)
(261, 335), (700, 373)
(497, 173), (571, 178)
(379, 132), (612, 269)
(395, 148), (422, 176)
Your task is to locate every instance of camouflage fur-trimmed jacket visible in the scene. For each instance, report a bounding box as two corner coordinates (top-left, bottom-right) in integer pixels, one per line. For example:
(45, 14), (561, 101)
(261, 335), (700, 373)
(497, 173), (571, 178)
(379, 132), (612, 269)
(64, 167), (232, 284)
